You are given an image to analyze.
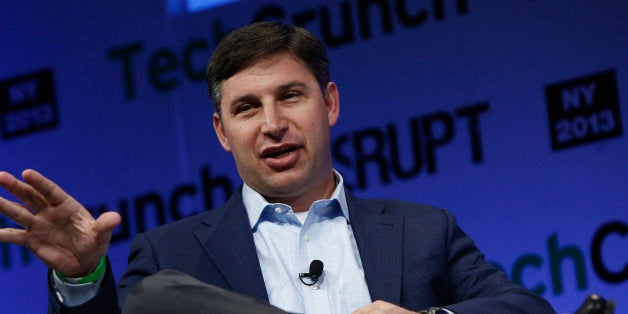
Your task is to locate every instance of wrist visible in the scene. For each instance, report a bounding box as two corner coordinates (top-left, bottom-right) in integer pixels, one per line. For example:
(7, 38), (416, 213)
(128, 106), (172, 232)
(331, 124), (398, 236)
(55, 256), (107, 284)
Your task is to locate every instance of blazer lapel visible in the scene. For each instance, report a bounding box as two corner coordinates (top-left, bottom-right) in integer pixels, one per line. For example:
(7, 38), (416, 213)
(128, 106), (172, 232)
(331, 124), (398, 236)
(347, 192), (404, 305)
(193, 190), (269, 302)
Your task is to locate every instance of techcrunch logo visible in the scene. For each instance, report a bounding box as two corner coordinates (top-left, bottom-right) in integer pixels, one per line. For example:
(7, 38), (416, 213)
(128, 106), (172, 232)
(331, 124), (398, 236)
(107, 0), (470, 100)
(489, 221), (627, 296)
(0, 163), (235, 270)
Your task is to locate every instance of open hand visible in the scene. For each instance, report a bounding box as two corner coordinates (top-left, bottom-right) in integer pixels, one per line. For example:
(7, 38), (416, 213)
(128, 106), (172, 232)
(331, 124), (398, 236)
(0, 169), (121, 277)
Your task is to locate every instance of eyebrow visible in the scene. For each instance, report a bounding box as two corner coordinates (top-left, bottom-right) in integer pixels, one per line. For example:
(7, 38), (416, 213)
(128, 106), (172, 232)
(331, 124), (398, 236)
(227, 80), (308, 110)
(276, 81), (307, 93)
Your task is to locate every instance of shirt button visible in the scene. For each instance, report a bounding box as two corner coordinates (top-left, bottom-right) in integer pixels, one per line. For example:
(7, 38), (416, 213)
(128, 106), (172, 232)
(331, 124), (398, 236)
(311, 283), (318, 290)
(274, 207), (282, 213)
(303, 235), (310, 242)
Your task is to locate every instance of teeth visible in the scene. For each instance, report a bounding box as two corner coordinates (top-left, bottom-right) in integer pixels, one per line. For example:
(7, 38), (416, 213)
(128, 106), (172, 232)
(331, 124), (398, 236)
(267, 147), (295, 158)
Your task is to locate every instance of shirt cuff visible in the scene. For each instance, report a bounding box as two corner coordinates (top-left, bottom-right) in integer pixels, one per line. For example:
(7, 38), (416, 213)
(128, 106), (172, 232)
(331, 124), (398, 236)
(419, 308), (456, 314)
(51, 269), (103, 306)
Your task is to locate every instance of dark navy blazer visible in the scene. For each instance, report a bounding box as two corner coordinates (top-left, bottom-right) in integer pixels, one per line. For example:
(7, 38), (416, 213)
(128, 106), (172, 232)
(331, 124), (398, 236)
(49, 187), (555, 313)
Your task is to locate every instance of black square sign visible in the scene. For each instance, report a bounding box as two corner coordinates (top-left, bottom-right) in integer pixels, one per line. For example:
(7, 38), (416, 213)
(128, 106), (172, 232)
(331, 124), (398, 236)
(0, 68), (59, 140)
(545, 69), (623, 151)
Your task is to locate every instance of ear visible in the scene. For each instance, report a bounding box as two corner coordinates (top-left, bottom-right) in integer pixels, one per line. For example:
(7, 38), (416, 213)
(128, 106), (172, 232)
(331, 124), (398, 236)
(213, 112), (232, 152)
(324, 82), (340, 127)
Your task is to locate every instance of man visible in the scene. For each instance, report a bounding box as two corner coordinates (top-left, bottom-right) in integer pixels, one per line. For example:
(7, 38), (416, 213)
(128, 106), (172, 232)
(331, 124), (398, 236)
(0, 22), (555, 313)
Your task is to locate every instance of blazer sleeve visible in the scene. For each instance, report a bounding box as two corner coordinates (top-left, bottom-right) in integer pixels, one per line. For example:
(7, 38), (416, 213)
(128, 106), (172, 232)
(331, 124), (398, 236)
(116, 232), (161, 306)
(437, 209), (555, 313)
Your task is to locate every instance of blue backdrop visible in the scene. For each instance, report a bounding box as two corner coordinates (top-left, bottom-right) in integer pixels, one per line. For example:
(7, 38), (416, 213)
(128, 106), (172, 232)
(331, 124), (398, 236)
(1, 0), (626, 312)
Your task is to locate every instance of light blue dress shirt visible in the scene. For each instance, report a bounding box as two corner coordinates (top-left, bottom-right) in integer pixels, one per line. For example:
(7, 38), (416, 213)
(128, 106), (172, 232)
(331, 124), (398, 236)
(242, 170), (372, 313)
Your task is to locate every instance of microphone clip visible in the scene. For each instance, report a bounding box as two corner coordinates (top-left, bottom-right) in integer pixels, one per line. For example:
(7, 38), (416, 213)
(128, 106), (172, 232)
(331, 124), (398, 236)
(298, 260), (324, 286)
(298, 272), (320, 286)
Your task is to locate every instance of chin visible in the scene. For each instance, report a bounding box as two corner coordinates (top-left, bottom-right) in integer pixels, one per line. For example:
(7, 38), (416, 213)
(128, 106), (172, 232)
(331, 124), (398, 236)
(266, 178), (307, 195)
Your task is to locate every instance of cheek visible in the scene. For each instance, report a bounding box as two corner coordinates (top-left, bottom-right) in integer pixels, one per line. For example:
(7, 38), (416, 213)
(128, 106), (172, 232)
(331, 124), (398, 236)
(228, 126), (258, 152)
(307, 117), (330, 138)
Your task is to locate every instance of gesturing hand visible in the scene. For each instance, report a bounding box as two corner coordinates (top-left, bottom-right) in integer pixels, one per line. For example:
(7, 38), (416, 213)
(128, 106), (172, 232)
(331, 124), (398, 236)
(0, 169), (121, 277)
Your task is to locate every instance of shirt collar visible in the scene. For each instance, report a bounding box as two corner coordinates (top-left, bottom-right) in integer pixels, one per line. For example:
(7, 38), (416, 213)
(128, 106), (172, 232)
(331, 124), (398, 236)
(242, 169), (350, 230)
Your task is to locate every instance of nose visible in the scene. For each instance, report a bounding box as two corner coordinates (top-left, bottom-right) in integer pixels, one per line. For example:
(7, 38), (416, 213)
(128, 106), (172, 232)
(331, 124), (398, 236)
(260, 104), (288, 138)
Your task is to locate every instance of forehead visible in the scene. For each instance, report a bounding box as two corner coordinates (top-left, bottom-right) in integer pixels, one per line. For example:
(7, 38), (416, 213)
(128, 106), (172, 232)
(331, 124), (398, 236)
(221, 53), (315, 95)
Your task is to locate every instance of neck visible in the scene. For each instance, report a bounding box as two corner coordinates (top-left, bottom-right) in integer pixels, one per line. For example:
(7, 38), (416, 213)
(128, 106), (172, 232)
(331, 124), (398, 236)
(265, 172), (336, 213)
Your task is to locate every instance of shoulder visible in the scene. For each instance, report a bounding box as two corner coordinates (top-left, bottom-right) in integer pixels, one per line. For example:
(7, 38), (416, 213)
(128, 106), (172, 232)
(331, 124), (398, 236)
(369, 198), (442, 212)
(350, 194), (455, 224)
(142, 210), (213, 238)
(139, 187), (244, 241)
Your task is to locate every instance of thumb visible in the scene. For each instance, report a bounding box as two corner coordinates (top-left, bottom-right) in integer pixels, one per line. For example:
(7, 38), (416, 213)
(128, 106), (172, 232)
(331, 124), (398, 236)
(93, 211), (122, 245)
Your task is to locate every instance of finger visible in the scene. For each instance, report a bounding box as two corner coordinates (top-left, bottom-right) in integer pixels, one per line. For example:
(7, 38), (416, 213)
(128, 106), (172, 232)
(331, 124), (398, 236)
(0, 171), (49, 213)
(0, 197), (34, 227)
(21, 169), (71, 209)
(0, 227), (26, 246)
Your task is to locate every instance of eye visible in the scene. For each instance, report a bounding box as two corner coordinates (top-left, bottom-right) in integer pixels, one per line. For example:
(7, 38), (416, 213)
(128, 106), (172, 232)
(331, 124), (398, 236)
(282, 91), (302, 101)
(235, 103), (255, 114)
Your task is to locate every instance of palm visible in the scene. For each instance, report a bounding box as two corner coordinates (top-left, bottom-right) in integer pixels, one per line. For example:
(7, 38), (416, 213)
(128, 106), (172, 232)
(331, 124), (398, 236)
(0, 169), (120, 277)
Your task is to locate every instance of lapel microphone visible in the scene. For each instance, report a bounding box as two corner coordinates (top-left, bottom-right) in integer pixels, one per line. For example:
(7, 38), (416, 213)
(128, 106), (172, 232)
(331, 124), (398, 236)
(298, 260), (324, 286)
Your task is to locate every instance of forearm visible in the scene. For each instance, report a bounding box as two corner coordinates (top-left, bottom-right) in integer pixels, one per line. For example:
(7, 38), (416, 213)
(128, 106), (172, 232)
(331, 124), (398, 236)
(441, 211), (555, 313)
(446, 293), (555, 314)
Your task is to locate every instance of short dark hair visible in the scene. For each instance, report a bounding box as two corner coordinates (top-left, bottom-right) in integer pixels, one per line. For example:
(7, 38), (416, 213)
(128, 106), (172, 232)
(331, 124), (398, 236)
(205, 22), (330, 115)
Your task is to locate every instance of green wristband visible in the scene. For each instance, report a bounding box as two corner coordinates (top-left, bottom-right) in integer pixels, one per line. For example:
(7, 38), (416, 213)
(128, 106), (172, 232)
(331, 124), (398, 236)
(55, 256), (107, 284)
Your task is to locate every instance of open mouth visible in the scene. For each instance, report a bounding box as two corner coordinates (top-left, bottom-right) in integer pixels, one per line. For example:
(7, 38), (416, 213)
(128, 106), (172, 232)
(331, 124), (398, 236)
(262, 146), (298, 159)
